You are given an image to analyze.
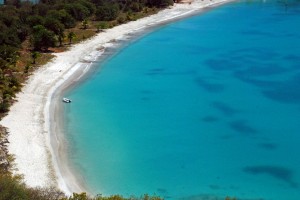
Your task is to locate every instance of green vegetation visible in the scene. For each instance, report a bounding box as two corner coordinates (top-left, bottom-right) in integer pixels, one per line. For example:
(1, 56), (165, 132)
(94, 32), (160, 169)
(0, 0), (174, 117)
(0, 171), (238, 200)
(67, 31), (76, 44)
(31, 51), (41, 64)
(0, 172), (162, 200)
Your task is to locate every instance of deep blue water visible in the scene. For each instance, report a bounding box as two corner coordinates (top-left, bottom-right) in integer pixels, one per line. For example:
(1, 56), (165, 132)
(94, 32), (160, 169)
(63, 1), (300, 199)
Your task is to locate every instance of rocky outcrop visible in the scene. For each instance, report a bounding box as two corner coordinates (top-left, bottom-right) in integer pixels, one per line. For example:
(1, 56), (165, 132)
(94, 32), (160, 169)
(0, 125), (9, 171)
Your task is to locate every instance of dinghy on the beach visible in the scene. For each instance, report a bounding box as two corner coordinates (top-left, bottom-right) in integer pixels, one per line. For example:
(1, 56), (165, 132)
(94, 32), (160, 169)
(63, 98), (72, 103)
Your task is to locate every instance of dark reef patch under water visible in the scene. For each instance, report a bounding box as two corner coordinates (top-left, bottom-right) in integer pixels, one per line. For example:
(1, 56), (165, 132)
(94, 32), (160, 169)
(234, 63), (289, 77)
(258, 142), (278, 150)
(262, 73), (300, 104)
(229, 120), (258, 136)
(284, 54), (300, 62)
(204, 59), (241, 71)
(243, 165), (298, 188)
(202, 116), (219, 122)
(195, 77), (225, 93)
(211, 101), (239, 116)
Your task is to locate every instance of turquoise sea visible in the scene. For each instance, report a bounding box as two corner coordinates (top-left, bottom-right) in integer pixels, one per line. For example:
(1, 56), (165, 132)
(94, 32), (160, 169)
(63, 1), (300, 199)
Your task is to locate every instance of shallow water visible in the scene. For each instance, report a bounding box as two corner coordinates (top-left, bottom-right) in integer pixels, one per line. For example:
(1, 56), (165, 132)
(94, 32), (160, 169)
(63, 1), (300, 199)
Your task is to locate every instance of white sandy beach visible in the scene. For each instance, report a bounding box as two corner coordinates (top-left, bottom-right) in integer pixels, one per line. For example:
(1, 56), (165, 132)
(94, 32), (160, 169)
(0, 0), (232, 195)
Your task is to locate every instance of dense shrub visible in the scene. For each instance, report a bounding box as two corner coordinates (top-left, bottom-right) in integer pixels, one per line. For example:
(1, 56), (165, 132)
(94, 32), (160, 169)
(30, 25), (57, 50)
(64, 3), (91, 21)
(26, 15), (45, 27)
(95, 4), (120, 21)
(0, 174), (30, 200)
(47, 10), (76, 28)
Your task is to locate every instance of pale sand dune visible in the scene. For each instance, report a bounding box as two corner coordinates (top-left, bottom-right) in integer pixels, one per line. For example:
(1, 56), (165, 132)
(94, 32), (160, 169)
(1, 0), (232, 195)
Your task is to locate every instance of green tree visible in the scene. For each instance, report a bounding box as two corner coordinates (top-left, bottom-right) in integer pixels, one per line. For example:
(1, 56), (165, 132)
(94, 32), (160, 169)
(0, 45), (19, 68)
(117, 14), (127, 24)
(67, 31), (76, 44)
(31, 51), (41, 64)
(26, 15), (45, 27)
(96, 21), (109, 32)
(0, 174), (29, 200)
(44, 17), (65, 46)
(30, 25), (56, 51)
(16, 21), (30, 41)
(64, 3), (91, 21)
(18, 1), (34, 23)
(95, 4), (120, 21)
(77, 0), (96, 15)
(24, 64), (30, 74)
(130, 2), (142, 12)
(27, 186), (65, 200)
(82, 19), (89, 29)
(39, 0), (58, 5)
(0, 21), (21, 47)
(59, 192), (88, 200)
(147, 0), (173, 7)
(0, 100), (10, 113)
(47, 9), (76, 28)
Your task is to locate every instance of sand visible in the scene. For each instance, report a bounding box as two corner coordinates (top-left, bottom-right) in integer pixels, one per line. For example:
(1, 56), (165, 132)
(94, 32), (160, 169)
(0, 0), (232, 195)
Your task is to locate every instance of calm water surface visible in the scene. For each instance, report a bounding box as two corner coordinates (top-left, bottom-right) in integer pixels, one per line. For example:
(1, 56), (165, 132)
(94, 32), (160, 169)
(63, 1), (300, 199)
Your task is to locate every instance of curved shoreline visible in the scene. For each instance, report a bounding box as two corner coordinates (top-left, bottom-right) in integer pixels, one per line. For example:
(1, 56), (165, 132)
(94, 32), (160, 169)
(0, 0), (232, 195)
